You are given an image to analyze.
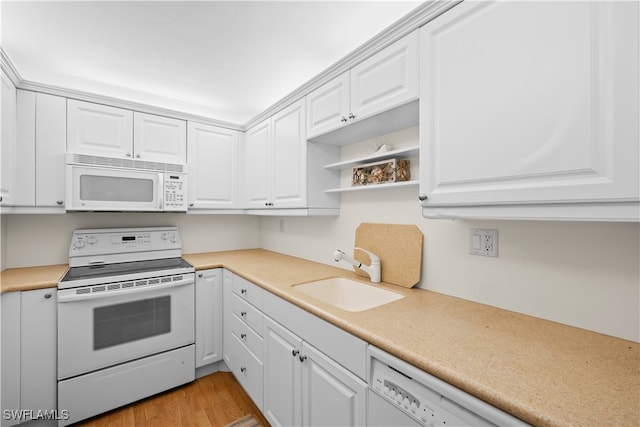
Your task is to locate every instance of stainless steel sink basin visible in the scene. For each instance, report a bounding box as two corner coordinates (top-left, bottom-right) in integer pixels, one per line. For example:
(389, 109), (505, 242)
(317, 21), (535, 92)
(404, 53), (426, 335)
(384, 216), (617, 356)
(293, 277), (404, 312)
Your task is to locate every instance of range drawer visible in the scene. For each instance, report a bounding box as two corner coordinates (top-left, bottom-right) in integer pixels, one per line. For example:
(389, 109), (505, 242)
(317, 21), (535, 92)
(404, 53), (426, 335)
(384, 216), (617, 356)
(231, 292), (264, 335)
(231, 311), (263, 360)
(230, 333), (263, 411)
(232, 274), (264, 310)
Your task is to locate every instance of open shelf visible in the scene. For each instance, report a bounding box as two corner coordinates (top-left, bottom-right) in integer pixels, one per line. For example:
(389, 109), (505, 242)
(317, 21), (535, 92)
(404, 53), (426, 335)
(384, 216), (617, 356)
(323, 146), (419, 170)
(325, 180), (419, 193)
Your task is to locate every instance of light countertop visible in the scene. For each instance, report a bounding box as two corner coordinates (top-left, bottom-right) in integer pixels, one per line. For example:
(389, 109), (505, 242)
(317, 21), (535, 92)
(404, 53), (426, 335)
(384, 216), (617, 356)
(2, 249), (639, 426)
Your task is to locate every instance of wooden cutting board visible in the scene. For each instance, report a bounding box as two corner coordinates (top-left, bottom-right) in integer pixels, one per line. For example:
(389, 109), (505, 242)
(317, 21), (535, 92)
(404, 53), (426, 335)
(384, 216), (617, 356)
(353, 223), (423, 288)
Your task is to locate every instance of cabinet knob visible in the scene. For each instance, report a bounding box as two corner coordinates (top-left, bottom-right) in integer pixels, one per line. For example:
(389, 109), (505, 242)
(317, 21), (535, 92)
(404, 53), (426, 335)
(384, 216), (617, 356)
(0, 196), (3, 202)
(126, 153), (132, 157)
(189, 203), (194, 207)
(299, 354), (307, 363)
(240, 366), (246, 373)
(56, 200), (64, 205)
(340, 116), (348, 123)
(44, 293), (52, 299)
(418, 194), (428, 201)
(348, 113), (355, 120)
(198, 273), (203, 278)
(241, 333), (247, 339)
(241, 289), (247, 294)
(240, 311), (247, 317)
(292, 349), (300, 357)
(136, 154), (141, 158)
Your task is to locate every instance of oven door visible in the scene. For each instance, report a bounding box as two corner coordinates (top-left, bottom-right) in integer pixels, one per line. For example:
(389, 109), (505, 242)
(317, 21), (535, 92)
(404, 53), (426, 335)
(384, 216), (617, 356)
(57, 275), (195, 380)
(65, 164), (164, 212)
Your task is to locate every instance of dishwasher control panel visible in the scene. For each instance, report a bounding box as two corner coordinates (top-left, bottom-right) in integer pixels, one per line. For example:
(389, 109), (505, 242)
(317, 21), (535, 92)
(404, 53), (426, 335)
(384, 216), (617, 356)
(371, 373), (434, 424)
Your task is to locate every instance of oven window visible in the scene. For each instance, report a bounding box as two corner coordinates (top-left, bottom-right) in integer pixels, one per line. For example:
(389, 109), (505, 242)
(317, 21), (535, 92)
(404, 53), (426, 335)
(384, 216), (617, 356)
(80, 175), (154, 202)
(94, 296), (171, 350)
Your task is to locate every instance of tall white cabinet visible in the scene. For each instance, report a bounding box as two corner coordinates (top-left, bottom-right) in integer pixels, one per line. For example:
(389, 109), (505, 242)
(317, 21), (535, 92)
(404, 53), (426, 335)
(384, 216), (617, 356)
(1, 70), (17, 206)
(195, 269), (223, 368)
(187, 122), (241, 210)
(419, 1), (640, 221)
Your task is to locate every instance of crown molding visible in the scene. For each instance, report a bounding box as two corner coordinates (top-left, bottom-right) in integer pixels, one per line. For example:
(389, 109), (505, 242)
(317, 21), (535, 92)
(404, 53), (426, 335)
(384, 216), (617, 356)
(242, 0), (462, 130)
(0, 47), (23, 86)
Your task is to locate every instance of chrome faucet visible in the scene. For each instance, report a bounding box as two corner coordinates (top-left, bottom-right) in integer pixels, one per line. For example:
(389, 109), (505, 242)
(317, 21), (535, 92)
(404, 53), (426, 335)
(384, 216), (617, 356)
(333, 247), (381, 283)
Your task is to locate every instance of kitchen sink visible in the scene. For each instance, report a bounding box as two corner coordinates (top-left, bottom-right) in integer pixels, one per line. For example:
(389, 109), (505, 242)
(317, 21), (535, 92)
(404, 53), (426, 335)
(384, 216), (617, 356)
(293, 277), (404, 312)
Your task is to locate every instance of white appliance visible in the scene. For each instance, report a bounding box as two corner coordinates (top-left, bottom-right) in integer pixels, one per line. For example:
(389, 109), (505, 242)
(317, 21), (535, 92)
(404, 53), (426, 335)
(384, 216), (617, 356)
(367, 346), (528, 427)
(57, 227), (196, 426)
(65, 153), (187, 212)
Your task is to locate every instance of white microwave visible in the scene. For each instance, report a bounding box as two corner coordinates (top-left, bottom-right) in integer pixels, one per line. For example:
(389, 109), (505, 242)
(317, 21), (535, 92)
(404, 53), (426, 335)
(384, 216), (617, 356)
(65, 154), (188, 212)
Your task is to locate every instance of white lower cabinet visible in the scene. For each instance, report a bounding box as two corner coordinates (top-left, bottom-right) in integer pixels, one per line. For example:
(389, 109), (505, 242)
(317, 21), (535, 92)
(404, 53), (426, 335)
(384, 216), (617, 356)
(263, 316), (367, 427)
(1, 288), (57, 427)
(195, 269), (223, 367)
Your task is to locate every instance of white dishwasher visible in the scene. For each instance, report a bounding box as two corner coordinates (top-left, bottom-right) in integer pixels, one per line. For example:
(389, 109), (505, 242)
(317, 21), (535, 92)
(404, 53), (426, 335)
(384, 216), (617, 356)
(367, 346), (528, 426)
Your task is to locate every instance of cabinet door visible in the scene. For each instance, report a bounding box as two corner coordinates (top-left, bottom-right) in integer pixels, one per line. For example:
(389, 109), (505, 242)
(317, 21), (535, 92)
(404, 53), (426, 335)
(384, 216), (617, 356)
(350, 31), (419, 121)
(1, 70), (17, 206)
(306, 73), (350, 139)
(20, 288), (56, 413)
(67, 99), (133, 158)
(14, 90), (36, 206)
(271, 99), (307, 208)
(222, 269), (233, 369)
(419, 1), (639, 219)
(301, 342), (367, 427)
(187, 122), (239, 209)
(134, 112), (186, 164)
(263, 317), (303, 427)
(36, 93), (67, 207)
(244, 119), (271, 208)
(195, 269), (223, 368)
(1, 292), (20, 427)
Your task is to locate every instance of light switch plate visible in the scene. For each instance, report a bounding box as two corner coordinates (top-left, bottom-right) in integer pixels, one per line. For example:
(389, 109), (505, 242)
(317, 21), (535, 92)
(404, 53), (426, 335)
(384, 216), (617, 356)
(469, 228), (498, 257)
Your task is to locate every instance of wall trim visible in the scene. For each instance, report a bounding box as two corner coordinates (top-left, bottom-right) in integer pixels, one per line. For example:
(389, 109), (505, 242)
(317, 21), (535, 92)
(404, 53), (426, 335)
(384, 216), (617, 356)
(0, 0), (461, 132)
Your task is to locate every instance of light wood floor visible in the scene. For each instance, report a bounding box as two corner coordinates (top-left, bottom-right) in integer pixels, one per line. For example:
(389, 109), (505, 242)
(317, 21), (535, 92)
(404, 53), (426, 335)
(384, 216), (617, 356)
(78, 372), (270, 427)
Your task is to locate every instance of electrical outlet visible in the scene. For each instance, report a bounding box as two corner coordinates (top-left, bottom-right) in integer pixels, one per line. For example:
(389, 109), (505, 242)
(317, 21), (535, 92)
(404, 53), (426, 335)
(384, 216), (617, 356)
(469, 228), (498, 257)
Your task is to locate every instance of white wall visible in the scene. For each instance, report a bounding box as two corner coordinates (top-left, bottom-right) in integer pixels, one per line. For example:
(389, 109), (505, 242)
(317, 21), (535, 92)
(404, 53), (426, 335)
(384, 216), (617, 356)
(259, 128), (640, 343)
(3, 213), (259, 268)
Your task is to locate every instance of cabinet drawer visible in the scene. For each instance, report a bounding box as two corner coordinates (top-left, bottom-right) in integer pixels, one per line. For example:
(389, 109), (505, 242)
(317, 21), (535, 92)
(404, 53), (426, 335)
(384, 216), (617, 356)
(231, 293), (264, 336)
(232, 274), (264, 310)
(231, 312), (263, 360)
(231, 334), (263, 410)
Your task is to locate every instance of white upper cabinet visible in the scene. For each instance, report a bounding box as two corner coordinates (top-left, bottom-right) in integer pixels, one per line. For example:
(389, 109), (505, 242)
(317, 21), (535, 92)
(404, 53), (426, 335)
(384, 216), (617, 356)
(419, 1), (639, 221)
(244, 99), (311, 210)
(67, 99), (133, 158)
(306, 73), (350, 139)
(1, 70), (17, 206)
(134, 112), (186, 164)
(307, 31), (419, 142)
(187, 122), (240, 209)
(67, 99), (186, 164)
(36, 93), (67, 207)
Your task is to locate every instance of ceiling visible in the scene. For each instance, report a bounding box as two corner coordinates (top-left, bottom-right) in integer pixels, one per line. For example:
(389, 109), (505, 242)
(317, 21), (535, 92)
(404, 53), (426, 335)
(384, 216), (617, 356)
(1, 1), (422, 125)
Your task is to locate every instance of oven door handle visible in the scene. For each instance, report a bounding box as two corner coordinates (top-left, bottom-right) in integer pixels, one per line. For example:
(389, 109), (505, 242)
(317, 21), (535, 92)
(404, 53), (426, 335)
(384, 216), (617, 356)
(57, 277), (194, 303)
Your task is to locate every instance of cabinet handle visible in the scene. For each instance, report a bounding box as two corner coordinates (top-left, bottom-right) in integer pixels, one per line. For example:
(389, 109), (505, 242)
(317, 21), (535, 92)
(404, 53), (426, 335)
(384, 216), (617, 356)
(340, 116), (348, 123)
(56, 200), (64, 205)
(241, 333), (246, 339)
(126, 153), (132, 157)
(44, 293), (52, 299)
(418, 194), (428, 201)
(198, 273), (203, 278)
(240, 366), (246, 373)
(0, 196), (3, 202)
(299, 354), (307, 363)
(240, 311), (247, 317)
(292, 349), (299, 357)
(348, 113), (355, 120)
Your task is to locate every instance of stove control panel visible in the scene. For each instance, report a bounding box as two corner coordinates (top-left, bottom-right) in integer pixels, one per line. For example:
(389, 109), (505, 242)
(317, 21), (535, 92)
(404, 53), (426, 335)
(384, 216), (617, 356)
(69, 227), (183, 264)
